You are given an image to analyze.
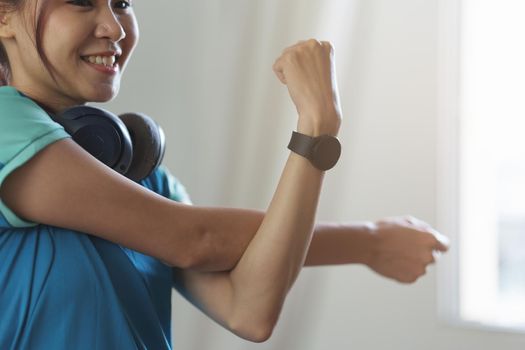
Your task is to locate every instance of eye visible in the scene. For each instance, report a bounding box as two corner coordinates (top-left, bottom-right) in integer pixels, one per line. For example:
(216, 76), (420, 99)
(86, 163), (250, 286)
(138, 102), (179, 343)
(114, 0), (132, 9)
(67, 0), (93, 7)
(66, 0), (132, 9)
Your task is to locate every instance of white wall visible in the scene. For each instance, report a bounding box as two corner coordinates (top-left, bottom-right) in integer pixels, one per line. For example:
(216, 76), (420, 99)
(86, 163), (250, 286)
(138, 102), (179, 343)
(100, 0), (525, 349)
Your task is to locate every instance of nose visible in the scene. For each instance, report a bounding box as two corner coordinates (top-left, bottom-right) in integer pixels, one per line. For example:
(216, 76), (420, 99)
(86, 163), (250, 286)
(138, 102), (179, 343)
(94, 8), (126, 42)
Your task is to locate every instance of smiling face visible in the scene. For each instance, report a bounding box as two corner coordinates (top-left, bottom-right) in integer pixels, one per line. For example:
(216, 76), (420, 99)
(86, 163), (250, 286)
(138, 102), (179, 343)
(0, 0), (138, 112)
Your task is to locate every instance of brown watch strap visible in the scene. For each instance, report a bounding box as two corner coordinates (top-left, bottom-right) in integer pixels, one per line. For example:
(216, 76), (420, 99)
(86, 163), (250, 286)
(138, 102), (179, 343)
(287, 131), (341, 170)
(287, 131), (316, 158)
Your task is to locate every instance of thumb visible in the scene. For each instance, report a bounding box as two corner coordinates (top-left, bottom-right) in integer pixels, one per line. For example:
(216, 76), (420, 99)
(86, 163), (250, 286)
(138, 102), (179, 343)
(272, 58), (287, 84)
(433, 232), (450, 252)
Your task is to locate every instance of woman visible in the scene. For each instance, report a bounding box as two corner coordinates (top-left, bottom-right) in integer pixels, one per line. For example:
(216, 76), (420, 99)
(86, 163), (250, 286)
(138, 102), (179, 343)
(0, 0), (448, 349)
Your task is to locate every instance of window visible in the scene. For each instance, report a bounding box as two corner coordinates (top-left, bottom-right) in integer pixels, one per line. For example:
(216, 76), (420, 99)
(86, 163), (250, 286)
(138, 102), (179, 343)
(437, 0), (525, 331)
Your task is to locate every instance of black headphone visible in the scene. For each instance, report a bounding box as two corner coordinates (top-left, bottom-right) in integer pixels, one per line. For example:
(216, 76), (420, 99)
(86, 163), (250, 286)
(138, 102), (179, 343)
(51, 106), (166, 182)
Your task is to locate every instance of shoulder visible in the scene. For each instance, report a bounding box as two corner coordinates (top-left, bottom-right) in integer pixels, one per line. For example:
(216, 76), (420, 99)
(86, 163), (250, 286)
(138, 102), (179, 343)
(0, 86), (54, 124)
(0, 86), (69, 157)
(0, 86), (70, 228)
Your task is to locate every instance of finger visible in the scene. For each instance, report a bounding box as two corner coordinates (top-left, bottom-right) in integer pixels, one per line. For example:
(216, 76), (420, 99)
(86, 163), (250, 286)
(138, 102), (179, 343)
(423, 252), (435, 264)
(275, 70), (287, 84)
(399, 272), (420, 284)
(282, 40), (308, 54)
(283, 38), (325, 55)
(432, 250), (443, 261)
(414, 224), (449, 252)
(320, 40), (334, 53)
(404, 215), (432, 229)
(432, 233), (450, 252)
(272, 59), (287, 84)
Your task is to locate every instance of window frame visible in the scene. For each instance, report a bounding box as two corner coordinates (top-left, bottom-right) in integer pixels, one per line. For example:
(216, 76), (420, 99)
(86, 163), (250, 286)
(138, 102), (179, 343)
(436, 0), (525, 334)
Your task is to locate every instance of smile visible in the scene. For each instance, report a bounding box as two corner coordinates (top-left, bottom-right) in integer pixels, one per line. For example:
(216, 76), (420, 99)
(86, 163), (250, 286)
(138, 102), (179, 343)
(81, 55), (120, 68)
(81, 56), (120, 75)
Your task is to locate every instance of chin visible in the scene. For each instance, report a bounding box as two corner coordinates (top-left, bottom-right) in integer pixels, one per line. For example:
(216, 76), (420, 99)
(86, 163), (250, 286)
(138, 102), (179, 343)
(88, 85), (120, 103)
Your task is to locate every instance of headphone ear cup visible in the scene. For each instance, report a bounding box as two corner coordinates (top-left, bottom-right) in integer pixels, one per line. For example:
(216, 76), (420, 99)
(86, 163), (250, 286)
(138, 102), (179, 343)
(118, 112), (166, 182)
(53, 106), (133, 175)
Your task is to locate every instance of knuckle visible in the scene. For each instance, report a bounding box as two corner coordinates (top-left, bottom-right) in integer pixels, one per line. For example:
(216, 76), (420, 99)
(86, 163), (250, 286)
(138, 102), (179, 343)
(399, 275), (411, 284)
(307, 38), (319, 46)
(322, 41), (334, 51)
(411, 271), (421, 282)
(402, 273), (418, 284)
(305, 39), (322, 51)
(283, 52), (297, 63)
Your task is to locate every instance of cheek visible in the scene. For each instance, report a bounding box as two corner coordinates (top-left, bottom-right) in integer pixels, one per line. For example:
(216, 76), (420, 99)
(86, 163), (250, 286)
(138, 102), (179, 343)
(43, 22), (85, 64)
(124, 16), (139, 50)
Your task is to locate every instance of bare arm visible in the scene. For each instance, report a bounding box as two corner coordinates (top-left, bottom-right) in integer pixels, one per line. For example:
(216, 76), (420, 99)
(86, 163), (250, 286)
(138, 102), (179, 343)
(4, 138), (379, 272)
(0, 133), (448, 279)
(0, 137), (270, 270)
(171, 218), (449, 341)
(1, 39), (342, 342)
(306, 219), (449, 269)
(176, 40), (344, 341)
(170, 151), (327, 342)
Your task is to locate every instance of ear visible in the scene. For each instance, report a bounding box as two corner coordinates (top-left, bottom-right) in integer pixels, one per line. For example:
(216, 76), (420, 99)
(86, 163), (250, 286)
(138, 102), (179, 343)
(0, 12), (16, 39)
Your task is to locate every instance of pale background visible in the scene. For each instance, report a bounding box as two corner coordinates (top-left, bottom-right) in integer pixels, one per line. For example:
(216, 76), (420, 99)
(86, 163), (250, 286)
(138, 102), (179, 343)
(98, 0), (525, 349)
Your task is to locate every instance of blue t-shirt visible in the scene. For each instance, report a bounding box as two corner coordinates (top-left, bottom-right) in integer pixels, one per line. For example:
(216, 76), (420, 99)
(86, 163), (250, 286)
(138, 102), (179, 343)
(0, 86), (192, 349)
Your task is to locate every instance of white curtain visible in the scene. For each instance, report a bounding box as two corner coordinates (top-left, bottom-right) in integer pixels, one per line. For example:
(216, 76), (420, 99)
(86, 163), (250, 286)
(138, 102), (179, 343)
(97, 1), (522, 349)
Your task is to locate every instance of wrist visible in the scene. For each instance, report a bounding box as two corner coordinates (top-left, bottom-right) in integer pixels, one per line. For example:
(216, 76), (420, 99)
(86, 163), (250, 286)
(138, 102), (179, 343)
(359, 221), (379, 267)
(297, 112), (341, 137)
(287, 131), (341, 171)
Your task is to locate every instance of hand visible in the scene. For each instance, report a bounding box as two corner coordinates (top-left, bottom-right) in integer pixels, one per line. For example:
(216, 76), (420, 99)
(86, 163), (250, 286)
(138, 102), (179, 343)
(366, 216), (450, 283)
(272, 39), (342, 136)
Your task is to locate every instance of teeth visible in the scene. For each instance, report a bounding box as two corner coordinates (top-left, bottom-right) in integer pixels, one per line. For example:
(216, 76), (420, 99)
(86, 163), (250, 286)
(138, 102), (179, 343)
(83, 55), (117, 67)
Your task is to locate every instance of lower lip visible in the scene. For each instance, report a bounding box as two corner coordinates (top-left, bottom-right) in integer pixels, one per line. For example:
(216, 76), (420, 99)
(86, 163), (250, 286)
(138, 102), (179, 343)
(82, 58), (119, 75)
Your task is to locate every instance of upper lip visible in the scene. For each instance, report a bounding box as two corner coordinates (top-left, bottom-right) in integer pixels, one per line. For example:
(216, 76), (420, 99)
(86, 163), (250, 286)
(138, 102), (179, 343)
(82, 51), (122, 58)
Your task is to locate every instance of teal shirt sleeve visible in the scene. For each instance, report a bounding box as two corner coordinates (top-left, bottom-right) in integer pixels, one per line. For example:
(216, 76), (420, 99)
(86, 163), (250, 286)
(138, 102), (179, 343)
(0, 86), (71, 228)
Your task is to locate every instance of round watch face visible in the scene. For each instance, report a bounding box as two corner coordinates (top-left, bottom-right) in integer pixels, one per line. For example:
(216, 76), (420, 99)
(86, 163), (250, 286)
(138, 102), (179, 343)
(312, 135), (341, 170)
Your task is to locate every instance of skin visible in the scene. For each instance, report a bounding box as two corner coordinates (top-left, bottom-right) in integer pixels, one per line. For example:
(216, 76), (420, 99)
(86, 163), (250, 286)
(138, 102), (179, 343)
(0, 0), (138, 111)
(0, 0), (449, 343)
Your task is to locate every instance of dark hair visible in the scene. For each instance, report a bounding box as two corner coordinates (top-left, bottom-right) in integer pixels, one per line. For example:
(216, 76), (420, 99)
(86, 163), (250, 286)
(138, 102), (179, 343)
(0, 41), (9, 85)
(0, 0), (55, 86)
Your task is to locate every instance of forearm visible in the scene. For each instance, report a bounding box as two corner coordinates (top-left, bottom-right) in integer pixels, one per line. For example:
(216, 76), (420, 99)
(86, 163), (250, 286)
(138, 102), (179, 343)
(171, 39), (344, 342)
(227, 151), (324, 332)
(305, 221), (376, 266)
(191, 214), (378, 270)
(173, 216), (449, 341)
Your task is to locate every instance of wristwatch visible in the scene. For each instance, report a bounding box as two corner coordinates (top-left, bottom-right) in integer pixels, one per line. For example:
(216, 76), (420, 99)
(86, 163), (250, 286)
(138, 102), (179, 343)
(287, 131), (341, 171)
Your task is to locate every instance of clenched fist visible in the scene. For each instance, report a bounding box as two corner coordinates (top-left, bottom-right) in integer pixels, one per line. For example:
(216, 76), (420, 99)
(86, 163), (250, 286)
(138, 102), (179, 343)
(273, 39), (342, 137)
(367, 216), (450, 283)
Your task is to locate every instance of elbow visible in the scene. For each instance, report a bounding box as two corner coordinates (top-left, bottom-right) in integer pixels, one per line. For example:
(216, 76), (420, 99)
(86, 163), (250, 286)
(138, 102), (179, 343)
(231, 322), (275, 343)
(228, 313), (279, 343)
(171, 247), (205, 270)
(246, 328), (274, 344)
